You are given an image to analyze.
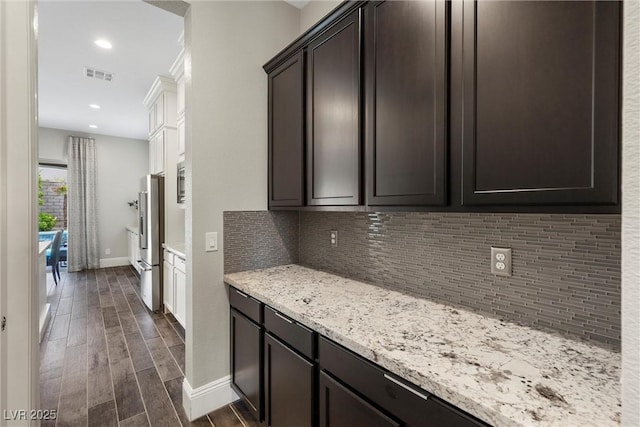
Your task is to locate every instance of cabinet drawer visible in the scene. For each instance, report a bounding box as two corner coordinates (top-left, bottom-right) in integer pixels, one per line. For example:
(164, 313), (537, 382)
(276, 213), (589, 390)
(174, 256), (185, 273)
(229, 287), (262, 324)
(264, 306), (315, 360)
(164, 251), (174, 265)
(319, 337), (488, 427)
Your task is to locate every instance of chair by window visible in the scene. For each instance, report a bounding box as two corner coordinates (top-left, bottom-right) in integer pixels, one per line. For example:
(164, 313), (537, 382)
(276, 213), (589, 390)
(47, 230), (63, 285)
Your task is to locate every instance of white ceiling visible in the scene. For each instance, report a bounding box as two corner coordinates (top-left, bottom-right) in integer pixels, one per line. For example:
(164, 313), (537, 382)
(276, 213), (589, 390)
(38, 1), (184, 140)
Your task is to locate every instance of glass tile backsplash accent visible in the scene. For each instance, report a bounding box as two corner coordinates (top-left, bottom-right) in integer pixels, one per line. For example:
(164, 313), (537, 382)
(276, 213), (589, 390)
(299, 212), (621, 347)
(223, 211), (299, 274)
(223, 210), (621, 347)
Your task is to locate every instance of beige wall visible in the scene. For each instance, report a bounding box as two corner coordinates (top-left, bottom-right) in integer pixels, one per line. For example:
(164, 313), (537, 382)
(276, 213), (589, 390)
(622, 0), (640, 424)
(38, 127), (148, 264)
(184, 0), (299, 394)
(299, 0), (341, 34)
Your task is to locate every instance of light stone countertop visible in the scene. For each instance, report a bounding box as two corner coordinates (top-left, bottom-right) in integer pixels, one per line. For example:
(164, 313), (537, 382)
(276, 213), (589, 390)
(224, 264), (620, 427)
(39, 240), (52, 255)
(163, 243), (185, 259)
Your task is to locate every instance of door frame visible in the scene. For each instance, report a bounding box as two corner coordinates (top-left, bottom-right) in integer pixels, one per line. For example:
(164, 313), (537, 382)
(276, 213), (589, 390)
(0, 0), (40, 425)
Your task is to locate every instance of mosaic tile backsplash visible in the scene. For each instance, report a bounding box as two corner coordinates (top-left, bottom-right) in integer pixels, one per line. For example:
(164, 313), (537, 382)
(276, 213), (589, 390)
(224, 211), (299, 273)
(299, 212), (621, 347)
(224, 210), (621, 347)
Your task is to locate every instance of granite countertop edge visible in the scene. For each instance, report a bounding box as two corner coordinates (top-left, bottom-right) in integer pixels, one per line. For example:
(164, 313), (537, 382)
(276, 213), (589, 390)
(223, 264), (620, 427)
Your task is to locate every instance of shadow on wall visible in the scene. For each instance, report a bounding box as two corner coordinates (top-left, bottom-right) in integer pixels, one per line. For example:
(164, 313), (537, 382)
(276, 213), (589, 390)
(223, 211), (299, 273)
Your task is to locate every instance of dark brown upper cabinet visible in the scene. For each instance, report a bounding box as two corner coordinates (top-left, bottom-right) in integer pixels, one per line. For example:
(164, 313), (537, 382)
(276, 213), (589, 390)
(268, 52), (304, 208)
(306, 10), (362, 206)
(365, 0), (448, 206)
(460, 0), (620, 206)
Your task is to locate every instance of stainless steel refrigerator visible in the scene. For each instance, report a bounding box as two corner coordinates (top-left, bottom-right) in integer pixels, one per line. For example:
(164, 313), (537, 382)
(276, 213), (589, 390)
(137, 174), (164, 311)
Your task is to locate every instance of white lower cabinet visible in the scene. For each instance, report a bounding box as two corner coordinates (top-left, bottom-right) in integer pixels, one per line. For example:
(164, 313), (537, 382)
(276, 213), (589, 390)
(174, 266), (186, 327)
(163, 249), (185, 328)
(163, 258), (174, 313)
(127, 230), (140, 273)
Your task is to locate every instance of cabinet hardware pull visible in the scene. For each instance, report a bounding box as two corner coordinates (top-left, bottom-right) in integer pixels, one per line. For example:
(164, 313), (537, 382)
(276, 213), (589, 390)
(274, 311), (293, 324)
(383, 374), (428, 400)
(236, 290), (249, 298)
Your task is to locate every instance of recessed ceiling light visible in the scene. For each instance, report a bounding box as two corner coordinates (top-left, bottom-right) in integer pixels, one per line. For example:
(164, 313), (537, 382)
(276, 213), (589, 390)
(89, 124), (98, 129)
(94, 39), (112, 49)
(89, 104), (101, 109)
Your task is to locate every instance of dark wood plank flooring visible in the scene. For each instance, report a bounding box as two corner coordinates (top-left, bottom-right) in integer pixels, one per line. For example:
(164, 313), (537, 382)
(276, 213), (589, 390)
(40, 266), (258, 427)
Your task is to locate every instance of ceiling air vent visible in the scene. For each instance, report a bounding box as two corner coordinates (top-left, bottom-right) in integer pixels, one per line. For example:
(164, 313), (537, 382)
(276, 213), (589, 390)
(84, 67), (114, 82)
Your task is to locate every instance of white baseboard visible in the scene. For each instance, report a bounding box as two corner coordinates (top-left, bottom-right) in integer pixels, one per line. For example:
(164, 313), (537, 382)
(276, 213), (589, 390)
(99, 257), (129, 268)
(182, 376), (239, 421)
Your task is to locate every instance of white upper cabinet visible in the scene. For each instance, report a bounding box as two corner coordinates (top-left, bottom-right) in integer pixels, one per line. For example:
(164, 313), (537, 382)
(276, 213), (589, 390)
(143, 76), (177, 175)
(170, 49), (186, 162)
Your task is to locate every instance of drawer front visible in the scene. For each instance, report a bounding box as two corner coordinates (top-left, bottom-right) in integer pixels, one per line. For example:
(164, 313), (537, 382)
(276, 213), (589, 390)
(229, 286), (262, 324)
(164, 251), (174, 265)
(264, 306), (315, 359)
(173, 256), (185, 273)
(319, 337), (489, 427)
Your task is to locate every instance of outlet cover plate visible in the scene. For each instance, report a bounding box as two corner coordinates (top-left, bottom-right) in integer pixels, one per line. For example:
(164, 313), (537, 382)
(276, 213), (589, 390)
(330, 230), (338, 248)
(491, 247), (512, 276)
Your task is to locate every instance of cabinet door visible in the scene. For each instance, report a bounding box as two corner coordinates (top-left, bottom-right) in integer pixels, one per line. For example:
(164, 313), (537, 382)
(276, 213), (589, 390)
(460, 1), (620, 206)
(174, 268), (186, 327)
(163, 260), (174, 312)
(177, 78), (185, 116)
(230, 309), (263, 420)
(307, 10), (362, 206)
(319, 371), (399, 427)
(264, 333), (314, 427)
(268, 53), (304, 207)
(155, 132), (165, 175)
(148, 107), (155, 135)
(155, 94), (165, 130)
(177, 118), (185, 157)
(127, 232), (133, 266)
(365, 0), (447, 206)
(149, 138), (156, 174)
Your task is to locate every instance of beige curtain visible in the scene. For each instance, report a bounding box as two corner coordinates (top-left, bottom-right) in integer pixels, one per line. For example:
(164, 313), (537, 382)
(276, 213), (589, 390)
(67, 136), (99, 271)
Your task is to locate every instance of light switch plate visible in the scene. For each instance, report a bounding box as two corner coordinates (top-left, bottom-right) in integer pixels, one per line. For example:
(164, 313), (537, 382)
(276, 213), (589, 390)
(205, 232), (218, 252)
(491, 247), (512, 276)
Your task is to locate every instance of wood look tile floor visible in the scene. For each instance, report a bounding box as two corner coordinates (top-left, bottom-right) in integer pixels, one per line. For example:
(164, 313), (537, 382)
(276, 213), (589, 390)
(40, 266), (258, 427)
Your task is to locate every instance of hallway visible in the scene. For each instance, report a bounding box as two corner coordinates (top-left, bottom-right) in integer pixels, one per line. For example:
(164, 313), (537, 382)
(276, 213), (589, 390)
(40, 266), (256, 427)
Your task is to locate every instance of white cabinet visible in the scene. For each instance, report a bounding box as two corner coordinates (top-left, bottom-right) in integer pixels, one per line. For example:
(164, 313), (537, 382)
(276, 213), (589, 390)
(149, 131), (165, 175)
(177, 118), (185, 160)
(144, 77), (177, 176)
(163, 252), (175, 313)
(163, 249), (185, 328)
(174, 257), (186, 327)
(127, 229), (140, 273)
(170, 49), (186, 163)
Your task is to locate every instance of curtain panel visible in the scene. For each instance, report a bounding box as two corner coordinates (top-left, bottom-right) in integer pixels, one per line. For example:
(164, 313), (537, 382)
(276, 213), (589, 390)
(67, 136), (99, 272)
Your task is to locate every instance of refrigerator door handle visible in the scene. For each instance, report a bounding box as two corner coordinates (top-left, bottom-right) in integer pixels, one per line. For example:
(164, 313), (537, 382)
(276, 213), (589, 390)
(138, 191), (147, 250)
(137, 260), (153, 272)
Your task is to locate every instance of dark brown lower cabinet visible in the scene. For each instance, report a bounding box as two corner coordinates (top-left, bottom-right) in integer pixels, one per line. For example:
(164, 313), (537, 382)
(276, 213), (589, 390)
(264, 333), (314, 427)
(230, 308), (262, 421)
(319, 371), (400, 427)
(228, 288), (491, 427)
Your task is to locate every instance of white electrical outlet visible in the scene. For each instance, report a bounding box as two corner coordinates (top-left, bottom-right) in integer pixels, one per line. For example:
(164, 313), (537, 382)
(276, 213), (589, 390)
(105, 248), (111, 255)
(330, 230), (338, 248)
(491, 247), (512, 276)
(205, 232), (218, 252)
